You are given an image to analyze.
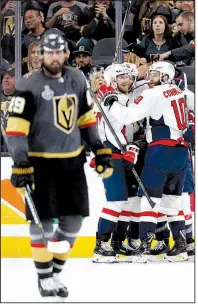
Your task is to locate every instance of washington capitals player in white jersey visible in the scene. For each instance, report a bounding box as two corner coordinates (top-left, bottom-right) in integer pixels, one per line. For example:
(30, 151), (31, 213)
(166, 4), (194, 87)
(101, 61), (194, 262)
(92, 64), (150, 262)
(149, 69), (195, 262)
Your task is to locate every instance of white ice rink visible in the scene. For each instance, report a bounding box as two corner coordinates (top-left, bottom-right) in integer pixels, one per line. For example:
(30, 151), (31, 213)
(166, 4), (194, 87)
(1, 258), (195, 303)
(1, 163), (195, 303)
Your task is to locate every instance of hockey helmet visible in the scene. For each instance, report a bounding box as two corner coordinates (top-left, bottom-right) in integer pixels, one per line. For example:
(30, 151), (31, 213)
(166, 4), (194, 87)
(122, 63), (138, 81)
(148, 61), (175, 84)
(104, 64), (130, 86)
(40, 29), (68, 54)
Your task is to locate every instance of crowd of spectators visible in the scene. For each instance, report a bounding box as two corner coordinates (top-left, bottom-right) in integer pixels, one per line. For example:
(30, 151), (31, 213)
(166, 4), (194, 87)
(1, 0), (195, 152)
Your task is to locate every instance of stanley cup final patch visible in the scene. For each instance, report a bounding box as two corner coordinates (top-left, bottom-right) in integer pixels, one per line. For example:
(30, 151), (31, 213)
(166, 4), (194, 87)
(41, 85), (55, 101)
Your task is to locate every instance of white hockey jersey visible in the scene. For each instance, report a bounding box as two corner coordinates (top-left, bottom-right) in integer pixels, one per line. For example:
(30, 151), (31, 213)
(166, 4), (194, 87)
(98, 80), (150, 149)
(128, 80), (150, 105)
(104, 83), (194, 145)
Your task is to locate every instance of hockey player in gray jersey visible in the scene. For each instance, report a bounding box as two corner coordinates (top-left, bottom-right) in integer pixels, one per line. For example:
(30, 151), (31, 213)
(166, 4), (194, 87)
(92, 63), (150, 262)
(5, 30), (113, 299)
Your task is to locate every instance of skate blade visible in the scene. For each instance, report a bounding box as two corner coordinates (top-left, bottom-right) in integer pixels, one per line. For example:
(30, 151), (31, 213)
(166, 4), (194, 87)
(114, 255), (133, 263)
(40, 296), (58, 302)
(131, 255), (148, 263)
(188, 255), (194, 262)
(167, 252), (188, 262)
(148, 253), (167, 262)
(92, 253), (118, 263)
(55, 296), (68, 303)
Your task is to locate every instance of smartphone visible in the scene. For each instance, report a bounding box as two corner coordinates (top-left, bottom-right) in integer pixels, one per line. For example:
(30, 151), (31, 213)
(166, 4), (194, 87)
(142, 18), (151, 33)
(150, 54), (160, 63)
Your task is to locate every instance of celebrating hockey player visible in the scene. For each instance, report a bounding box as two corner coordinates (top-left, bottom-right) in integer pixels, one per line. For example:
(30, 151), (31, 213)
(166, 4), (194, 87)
(150, 70), (195, 262)
(102, 61), (194, 263)
(5, 30), (113, 300)
(92, 63), (150, 263)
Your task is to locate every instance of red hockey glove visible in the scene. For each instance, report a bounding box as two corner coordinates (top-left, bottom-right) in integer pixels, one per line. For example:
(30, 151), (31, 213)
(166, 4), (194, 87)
(123, 143), (140, 165)
(97, 85), (115, 101)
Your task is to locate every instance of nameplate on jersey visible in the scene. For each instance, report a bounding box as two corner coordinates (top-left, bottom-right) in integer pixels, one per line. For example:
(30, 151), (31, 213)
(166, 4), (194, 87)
(53, 94), (77, 134)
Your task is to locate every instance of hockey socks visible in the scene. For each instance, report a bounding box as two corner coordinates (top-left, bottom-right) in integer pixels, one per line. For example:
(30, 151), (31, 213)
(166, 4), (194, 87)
(97, 218), (116, 241)
(30, 220), (54, 279)
(128, 221), (139, 239)
(155, 213), (170, 241)
(167, 215), (185, 240)
(97, 201), (127, 240)
(180, 192), (193, 241)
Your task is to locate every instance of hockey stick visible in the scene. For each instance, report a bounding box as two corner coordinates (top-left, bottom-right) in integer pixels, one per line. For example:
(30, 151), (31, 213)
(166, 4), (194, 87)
(113, 0), (132, 64)
(1, 118), (70, 253)
(84, 76), (156, 209)
(23, 185), (70, 253)
(106, 1), (132, 86)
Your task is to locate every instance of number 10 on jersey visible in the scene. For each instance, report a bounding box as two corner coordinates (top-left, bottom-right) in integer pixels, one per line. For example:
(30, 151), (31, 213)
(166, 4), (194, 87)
(171, 97), (187, 131)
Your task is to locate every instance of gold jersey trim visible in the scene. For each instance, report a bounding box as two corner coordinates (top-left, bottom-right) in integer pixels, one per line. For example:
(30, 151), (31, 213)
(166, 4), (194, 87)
(28, 145), (85, 158)
(6, 117), (30, 135)
(78, 109), (96, 128)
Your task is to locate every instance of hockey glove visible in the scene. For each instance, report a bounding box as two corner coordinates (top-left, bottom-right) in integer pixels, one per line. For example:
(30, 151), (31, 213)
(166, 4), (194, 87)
(97, 84), (115, 101)
(95, 148), (113, 179)
(122, 143), (140, 166)
(183, 112), (195, 146)
(103, 92), (118, 108)
(11, 161), (35, 191)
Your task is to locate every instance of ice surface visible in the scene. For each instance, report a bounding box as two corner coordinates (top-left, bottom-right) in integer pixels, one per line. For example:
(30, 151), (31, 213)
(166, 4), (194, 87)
(1, 258), (194, 303)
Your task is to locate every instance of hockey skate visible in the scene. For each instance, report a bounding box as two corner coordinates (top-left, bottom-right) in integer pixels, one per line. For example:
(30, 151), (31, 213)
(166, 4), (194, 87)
(128, 238), (141, 251)
(166, 231), (188, 262)
(148, 238), (170, 262)
(92, 239), (118, 263)
(111, 238), (134, 263)
(186, 238), (195, 262)
(53, 273), (69, 299)
(38, 277), (57, 301)
(131, 233), (154, 263)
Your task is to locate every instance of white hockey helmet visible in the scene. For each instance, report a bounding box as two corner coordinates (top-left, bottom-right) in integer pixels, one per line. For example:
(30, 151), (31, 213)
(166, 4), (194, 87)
(148, 61), (175, 84)
(122, 63), (138, 80)
(104, 64), (130, 86)
(122, 63), (138, 89)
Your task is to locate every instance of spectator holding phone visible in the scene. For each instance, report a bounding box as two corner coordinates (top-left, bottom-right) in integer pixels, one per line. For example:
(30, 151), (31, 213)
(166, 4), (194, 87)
(181, 0), (194, 13)
(45, 0), (87, 42)
(82, 0), (115, 41)
(1, 0), (15, 18)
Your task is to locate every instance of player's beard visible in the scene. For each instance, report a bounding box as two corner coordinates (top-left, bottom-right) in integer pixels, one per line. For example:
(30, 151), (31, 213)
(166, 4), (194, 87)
(43, 61), (64, 75)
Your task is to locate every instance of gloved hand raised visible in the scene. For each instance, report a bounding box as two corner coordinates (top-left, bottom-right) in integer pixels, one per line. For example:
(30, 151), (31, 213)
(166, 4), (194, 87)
(97, 84), (115, 101)
(97, 85), (118, 108)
